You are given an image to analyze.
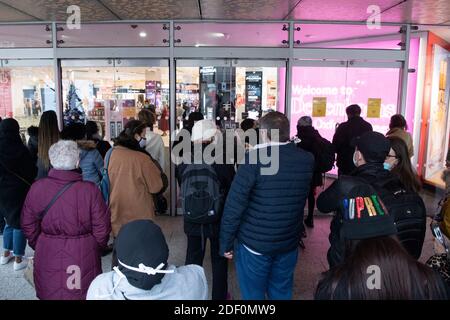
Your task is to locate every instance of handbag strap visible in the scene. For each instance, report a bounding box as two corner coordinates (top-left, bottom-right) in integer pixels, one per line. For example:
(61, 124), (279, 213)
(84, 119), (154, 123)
(40, 182), (76, 220)
(0, 158), (31, 187)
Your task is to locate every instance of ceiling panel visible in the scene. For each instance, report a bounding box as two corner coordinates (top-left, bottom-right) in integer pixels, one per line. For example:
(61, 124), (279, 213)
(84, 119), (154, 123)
(101, 0), (200, 20)
(381, 0), (450, 25)
(0, 2), (39, 21)
(0, 0), (448, 24)
(290, 0), (401, 22)
(200, 0), (294, 20)
(0, 0), (116, 21)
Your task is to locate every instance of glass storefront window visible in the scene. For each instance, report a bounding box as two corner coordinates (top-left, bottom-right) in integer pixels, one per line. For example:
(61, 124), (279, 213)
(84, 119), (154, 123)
(174, 23), (289, 47)
(424, 44), (450, 187)
(174, 59), (286, 214)
(0, 24), (52, 48)
(61, 59), (171, 211)
(294, 23), (402, 49)
(176, 60), (285, 131)
(0, 63), (55, 137)
(61, 60), (169, 142)
(290, 64), (400, 174)
(57, 23), (170, 47)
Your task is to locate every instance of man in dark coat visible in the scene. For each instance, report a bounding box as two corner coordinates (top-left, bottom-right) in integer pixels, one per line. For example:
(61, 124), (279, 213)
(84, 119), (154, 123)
(220, 112), (314, 300)
(295, 116), (325, 228)
(0, 118), (37, 270)
(332, 104), (372, 176)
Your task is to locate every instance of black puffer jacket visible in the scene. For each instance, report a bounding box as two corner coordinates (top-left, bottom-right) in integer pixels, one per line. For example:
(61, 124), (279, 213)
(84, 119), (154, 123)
(296, 125), (324, 187)
(0, 119), (37, 229)
(317, 163), (426, 268)
(220, 143), (314, 256)
(332, 116), (372, 175)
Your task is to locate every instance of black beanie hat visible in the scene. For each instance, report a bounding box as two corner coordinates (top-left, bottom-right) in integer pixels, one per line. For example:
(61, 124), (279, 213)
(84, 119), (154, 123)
(115, 220), (169, 290)
(351, 131), (390, 163)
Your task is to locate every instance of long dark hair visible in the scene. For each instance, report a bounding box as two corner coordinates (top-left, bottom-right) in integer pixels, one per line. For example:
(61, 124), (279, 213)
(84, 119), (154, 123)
(38, 111), (60, 170)
(388, 136), (421, 192)
(389, 114), (407, 130)
(316, 236), (448, 300)
(85, 121), (99, 140)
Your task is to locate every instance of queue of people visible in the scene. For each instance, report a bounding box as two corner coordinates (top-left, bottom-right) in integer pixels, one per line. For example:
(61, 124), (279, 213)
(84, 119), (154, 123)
(0, 104), (448, 301)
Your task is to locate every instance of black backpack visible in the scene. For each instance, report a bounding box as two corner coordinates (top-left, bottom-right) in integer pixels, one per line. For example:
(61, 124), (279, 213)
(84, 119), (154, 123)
(313, 137), (335, 173)
(181, 164), (223, 224)
(372, 178), (427, 259)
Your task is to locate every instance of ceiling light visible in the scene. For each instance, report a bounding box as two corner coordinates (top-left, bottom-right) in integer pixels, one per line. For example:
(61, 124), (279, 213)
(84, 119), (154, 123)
(212, 32), (225, 37)
(195, 43), (201, 47)
(139, 31), (147, 38)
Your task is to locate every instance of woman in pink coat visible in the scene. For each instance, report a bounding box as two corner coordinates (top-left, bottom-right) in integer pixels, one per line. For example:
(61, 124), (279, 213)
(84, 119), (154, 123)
(21, 140), (111, 300)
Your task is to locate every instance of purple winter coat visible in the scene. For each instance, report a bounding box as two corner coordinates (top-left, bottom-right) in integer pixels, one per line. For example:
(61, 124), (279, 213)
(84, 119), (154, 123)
(21, 169), (111, 300)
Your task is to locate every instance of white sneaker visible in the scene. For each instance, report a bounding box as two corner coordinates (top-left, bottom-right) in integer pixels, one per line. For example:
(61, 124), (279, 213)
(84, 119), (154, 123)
(13, 259), (28, 271)
(0, 253), (13, 265)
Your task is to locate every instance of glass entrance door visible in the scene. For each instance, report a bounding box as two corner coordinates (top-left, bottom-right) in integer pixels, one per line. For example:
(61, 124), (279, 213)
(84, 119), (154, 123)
(174, 58), (286, 214)
(291, 60), (402, 175)
(61, 59), (171, 212)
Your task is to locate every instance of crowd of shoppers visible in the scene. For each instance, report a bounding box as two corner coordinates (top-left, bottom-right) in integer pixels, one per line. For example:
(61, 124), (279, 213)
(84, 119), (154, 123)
(0, 104), (448, 301)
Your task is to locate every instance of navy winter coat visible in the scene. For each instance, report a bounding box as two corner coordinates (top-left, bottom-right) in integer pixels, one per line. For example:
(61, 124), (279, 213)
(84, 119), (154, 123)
(220, 142), (314, 256)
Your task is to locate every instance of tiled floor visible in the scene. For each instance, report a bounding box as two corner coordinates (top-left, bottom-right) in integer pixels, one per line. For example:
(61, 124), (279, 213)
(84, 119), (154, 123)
(0, 211), (437, 300)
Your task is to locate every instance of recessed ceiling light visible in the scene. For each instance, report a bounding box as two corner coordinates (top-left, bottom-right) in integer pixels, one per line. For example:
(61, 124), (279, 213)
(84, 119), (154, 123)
(195, 43), (201, 47)
(212, 32), (225, 37)
(139, 31), (147, 38)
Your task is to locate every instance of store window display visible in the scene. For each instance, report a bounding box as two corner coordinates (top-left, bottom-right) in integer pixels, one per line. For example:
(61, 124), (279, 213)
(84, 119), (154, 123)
(424, 44), (450, 187)
(176, 65), (285, 132)
(61, 65), (170, 146)
(0, 66), (55, 136)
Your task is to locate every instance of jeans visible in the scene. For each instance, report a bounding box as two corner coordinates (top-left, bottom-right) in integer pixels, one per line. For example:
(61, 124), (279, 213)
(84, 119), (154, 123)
(185, 235), (228, 300)
(3, 224), (26, 257)
(305, 186), (316, 221)
(235, 242), (298, 300)
(0, 218), (5, 235)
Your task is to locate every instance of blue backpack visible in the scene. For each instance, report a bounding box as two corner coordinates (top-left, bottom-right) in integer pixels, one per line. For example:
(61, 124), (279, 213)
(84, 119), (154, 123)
(100, 148), (113, 204)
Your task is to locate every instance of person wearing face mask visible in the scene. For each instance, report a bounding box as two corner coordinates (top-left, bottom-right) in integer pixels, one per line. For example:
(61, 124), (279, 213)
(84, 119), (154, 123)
(384, 137), (421, 193)
(317, 131), (408, 268)
(108, 120), (163, 243)
(87, 219), (208, 300)
(21, 140), (111, 299)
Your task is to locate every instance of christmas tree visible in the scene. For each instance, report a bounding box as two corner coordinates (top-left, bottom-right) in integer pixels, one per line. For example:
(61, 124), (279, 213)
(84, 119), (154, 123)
(63, 83), (86, 126)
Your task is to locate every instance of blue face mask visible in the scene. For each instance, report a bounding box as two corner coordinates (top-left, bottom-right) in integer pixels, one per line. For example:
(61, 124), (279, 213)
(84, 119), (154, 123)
(139, 137), (147, 149)
(383, 162), (392, 171)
